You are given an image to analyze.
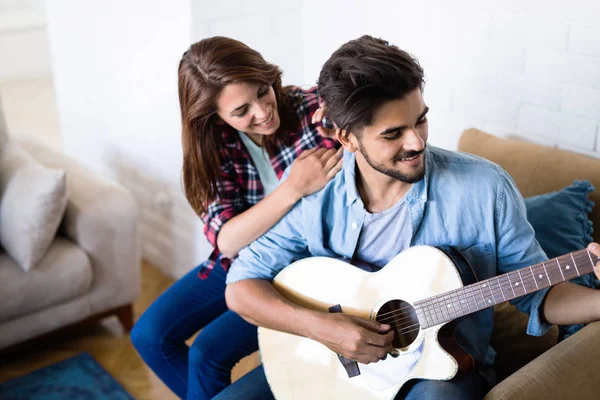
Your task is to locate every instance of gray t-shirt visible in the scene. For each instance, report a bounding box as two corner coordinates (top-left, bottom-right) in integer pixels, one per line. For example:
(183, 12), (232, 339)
(354, 197), (412, 270)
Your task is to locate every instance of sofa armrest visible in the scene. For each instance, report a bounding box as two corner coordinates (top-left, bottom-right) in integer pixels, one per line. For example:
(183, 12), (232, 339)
(20, 140), (141, 312)
(485, 321), (600, 400)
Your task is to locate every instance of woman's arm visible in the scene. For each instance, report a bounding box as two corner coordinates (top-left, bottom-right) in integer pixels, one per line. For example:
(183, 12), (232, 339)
(216, 147), (342, 258)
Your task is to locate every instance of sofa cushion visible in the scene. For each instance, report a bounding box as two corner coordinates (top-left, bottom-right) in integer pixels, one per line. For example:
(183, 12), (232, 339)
(525, 180), (594, 259)
(0, 237), (92, 323)
(0, 146), (67, 271)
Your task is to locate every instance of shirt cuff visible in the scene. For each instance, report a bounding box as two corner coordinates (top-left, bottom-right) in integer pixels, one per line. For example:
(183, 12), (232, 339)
(225, 260), (276, 284)
(525, 287), (554, 336)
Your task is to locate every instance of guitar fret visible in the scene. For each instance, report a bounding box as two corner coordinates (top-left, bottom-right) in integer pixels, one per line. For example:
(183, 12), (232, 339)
(444, 294), (456, 319)
(512, 271), (524, 296)
(437, 294), (449, 321)
(426, 298), (438, 326)
(529, 266), (539, 290)
(550, 259), (564, 283)
(517, 269), (527, 293)
(488, 279), (503, 305)
(487, 279), (498, 304)
(450, 293), (461, 319)
(507, 273), (517, 298)
(476, 282), (487, 309)
(542, 261), (551, 285)
(455, 292), (465, 316)
(532, 265), (544, 289)
(441, 293), (454, 319)
(422, 301), (432, 328)
(570, 253), (580, 276)
(462, 291), (472, 313)
(469, 284), (480, 312)
(429, 300), (438, 326)
(433, 295), (446, 323)
(451, 293), (463, 318)
(496, 277), (506, 301)
(556, 258), (566, 281)
(587, 250), (596, 267)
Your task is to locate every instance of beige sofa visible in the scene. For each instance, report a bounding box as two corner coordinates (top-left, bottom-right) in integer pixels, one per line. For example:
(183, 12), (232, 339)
(459, 128), (600, 400)
(0, 99), (140, 350)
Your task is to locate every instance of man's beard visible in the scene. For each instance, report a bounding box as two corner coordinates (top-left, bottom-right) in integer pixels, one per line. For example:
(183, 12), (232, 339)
(358, 139), (426, 184)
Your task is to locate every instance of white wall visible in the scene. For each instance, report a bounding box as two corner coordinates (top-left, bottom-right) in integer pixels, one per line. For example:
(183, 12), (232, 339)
(45, 0), (204, 278)
(0, 0), (51, 79)
(45, 0), (600, 277)
(191, 0), (304, 85)
(0, 0), (60, 149)
(303, 0), (600, 156)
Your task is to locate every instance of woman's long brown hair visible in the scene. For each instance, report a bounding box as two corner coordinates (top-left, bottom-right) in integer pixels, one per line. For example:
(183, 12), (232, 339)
(179, 36), (298, 217)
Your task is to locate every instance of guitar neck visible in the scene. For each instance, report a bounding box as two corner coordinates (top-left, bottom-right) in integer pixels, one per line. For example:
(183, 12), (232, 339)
(415, 249), (600, 329)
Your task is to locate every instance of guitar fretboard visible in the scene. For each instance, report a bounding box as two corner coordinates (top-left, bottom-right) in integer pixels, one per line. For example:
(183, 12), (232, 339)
(414, 249), (600, 329)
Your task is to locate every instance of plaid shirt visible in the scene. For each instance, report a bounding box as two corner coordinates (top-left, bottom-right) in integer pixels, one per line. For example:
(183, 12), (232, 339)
(198, 86), (338, 278)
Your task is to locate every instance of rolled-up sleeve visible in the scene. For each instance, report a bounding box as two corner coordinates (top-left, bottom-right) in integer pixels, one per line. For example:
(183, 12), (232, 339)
(226, 199), (310, 284)
(494, 169), (552, 336)
(202, 159), (243, 248)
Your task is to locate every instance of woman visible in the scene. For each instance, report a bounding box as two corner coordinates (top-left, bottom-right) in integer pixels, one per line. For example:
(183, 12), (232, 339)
(130, 36), (341, 400)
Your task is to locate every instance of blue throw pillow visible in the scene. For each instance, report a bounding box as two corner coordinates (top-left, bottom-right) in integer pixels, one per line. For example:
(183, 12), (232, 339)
(525, 180), (594, 259)
(524, 180), (595, 339)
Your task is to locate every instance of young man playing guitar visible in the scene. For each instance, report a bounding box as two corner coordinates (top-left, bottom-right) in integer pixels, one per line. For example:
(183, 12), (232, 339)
(214, 35), (600, 400)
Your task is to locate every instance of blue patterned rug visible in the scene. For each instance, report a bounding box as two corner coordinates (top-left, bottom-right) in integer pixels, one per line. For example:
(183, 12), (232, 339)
(0, 352), (135, 400)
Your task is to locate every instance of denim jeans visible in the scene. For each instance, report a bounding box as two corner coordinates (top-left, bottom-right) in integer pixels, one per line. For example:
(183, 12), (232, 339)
(130, 263), (258, 400)
(213, 365), (488, 400)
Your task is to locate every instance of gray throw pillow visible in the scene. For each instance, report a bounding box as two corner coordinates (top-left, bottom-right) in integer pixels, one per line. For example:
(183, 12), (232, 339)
(0, 161), (67, 271)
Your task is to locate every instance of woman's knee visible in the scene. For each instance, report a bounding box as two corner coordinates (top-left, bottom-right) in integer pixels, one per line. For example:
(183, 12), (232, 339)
(188, 338), (218, 370)
(130, 309), (170, 355)
(130, 316), (154, 353)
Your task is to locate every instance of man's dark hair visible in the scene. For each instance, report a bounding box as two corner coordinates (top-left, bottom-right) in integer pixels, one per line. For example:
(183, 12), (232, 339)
(317, 35), (425, 136)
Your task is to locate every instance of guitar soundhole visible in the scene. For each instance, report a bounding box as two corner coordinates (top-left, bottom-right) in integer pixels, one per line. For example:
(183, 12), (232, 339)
(375, 300), (420, 349)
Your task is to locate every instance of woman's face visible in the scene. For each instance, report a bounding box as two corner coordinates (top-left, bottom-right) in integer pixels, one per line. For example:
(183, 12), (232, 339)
(215, 81), (280, 142)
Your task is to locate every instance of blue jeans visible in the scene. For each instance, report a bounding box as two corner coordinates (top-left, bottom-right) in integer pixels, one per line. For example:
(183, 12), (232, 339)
(130, 263), (258, 400)
(213, 365), (488, 400)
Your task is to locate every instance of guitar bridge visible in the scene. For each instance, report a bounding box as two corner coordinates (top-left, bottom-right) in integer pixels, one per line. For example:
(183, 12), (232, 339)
(329, 304), (361, 378)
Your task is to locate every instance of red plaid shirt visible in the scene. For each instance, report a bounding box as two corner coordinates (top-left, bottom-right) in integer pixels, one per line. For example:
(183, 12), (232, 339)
(198, 86), (338, 278)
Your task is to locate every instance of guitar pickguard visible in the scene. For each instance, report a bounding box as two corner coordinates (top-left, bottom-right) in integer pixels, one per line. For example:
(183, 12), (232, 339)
(360, 334), (425, 390)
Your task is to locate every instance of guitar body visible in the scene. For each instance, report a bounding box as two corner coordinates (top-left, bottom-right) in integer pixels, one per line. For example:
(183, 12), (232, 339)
(258, 245), (474, 400)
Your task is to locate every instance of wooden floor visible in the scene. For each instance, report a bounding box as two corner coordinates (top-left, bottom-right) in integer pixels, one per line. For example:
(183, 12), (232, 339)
(0, 261), (259, 399)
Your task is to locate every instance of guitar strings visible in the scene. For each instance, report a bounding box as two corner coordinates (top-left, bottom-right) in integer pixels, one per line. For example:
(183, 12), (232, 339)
(374, 250), (592, 321)
(372, 251), (594, 328)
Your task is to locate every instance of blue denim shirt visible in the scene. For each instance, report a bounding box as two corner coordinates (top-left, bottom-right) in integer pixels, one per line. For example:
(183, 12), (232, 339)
(227, 146), (551, 384)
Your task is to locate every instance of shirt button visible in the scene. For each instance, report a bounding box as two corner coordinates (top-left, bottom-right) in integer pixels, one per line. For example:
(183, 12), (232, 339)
(351, 222), (358, 229)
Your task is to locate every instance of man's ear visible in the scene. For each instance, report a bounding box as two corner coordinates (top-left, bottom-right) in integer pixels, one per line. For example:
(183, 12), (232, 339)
(336, 129), (359, 153)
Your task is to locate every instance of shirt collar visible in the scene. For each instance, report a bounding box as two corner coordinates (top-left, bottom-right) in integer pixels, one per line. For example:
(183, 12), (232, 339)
(343, 147), (431, 206)
(343, 150), (360, 205)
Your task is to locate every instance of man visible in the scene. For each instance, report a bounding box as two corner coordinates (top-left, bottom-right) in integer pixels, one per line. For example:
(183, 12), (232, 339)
(214, 35), (600, 399)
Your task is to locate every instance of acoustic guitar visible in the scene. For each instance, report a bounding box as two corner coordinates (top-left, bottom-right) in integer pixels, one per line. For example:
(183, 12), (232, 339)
(258, 245), (600, 399)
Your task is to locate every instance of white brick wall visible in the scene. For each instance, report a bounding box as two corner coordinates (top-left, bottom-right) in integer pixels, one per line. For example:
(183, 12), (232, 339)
(569, 23), (600, 57)
(303, 0), (600, 158)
